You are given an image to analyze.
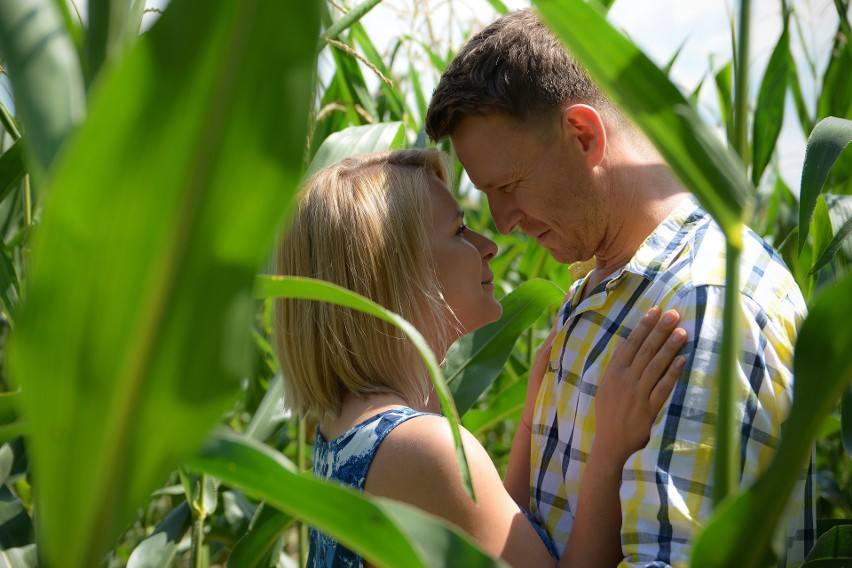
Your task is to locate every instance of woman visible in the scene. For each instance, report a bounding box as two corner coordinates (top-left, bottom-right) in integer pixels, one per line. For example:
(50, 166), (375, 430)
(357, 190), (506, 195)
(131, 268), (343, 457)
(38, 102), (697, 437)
(274, 149), (687, 568)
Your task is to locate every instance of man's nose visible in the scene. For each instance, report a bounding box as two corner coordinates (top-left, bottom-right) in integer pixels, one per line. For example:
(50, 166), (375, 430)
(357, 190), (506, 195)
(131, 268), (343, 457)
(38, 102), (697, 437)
(487, 193), (522, 235)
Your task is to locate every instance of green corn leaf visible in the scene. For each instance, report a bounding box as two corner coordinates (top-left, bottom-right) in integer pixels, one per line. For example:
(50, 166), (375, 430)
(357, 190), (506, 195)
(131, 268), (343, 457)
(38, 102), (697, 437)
(330, 44), (379, 121)
(0, 392), (24, 446)
(6, 0), (319, 565)
(351, 23), (407, 120)
(180, 471), (218, 520)
(0, 0), (86, 177)
(802, 525), (852, 566)
(810, 195), (835, 281)
(461, 378), (526, 435)
(85, 0), (147, 86)
(810, 211), (852, 276)
(228, 504), (293, 568)
(321, 0), (383, 44)
(0, 140), (25, 205)
(842, 385), (852, 457)
(691, 269), (852, 567)
(0, 443), (12, 485)
(244, 371), (288, 443)
(254, 275), (475, 501)
(0, 100), (22, 140)
(0, 235), (20, 324)
(714, 61), (735, 146)
(534, 0), (753, 242)
(0, 488), (32, 550)
(187, 430), (506, 568)
(817, 10), (852, 122)
(786, 51), (814, 138)
(126, 501), (192, 568)
(305, 122), (406, 178)
(662, 36), (687, 76)
(409, 64), (429, 128)
(484, 0), (510, 15)
(0, 545), (37, 568)
(798, 117), (852, 253)
(443, 279), (563, 415)
(752, 22), (790, 186)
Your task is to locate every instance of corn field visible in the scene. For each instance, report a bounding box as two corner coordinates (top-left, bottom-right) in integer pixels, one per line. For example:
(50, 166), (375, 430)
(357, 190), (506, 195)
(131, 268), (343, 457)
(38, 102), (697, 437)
(0, 0), (850, 566)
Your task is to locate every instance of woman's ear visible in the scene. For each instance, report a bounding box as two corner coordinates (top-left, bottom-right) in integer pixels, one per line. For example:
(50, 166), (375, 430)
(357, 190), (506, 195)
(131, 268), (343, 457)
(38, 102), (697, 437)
(561, 104), (606, 169)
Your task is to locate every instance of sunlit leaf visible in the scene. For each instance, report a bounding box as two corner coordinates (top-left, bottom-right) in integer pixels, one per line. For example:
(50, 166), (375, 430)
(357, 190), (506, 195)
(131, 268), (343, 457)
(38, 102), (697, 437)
(811, 195), (835, 281)
(810, 213), (852, 276)
(798, 117), (852, 252)
(321, 0), (383, 43)
(534, 0), (753, 241)
(187, 430), (506, 568)
(443, 279), (563, 415)
(126, 502), (192, 568)
(691, 270), (852, 567)
(0, 545), (37, 568)
(6, 1), (320, 565)
(714, 61), (734, 145)
(752, 22), (790, 186)
(305, 122), (406, 178)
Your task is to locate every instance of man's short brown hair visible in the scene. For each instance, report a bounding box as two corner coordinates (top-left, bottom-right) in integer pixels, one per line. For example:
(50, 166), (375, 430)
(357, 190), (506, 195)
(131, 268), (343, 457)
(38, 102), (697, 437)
(425, 8), (616, 142)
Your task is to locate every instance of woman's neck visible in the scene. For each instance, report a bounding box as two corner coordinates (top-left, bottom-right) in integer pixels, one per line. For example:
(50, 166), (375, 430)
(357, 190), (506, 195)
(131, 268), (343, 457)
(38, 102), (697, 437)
(319, 392), (419, 441)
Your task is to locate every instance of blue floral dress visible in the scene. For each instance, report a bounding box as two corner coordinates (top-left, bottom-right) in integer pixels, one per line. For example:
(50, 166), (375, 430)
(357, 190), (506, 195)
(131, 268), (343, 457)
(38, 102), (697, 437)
(307, 406), (558, 567)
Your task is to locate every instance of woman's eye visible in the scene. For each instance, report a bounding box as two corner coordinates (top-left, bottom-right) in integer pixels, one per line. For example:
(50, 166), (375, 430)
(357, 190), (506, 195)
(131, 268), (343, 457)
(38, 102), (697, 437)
(456, 223), (468, 236)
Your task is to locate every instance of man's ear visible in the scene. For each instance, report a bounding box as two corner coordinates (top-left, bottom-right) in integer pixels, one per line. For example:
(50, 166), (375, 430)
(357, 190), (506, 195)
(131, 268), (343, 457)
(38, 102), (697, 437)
(561, 104), (606, 168)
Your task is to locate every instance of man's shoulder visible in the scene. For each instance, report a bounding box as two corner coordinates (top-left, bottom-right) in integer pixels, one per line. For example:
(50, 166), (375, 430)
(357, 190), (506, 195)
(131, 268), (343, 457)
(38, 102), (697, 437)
(666, 212), (804, 316)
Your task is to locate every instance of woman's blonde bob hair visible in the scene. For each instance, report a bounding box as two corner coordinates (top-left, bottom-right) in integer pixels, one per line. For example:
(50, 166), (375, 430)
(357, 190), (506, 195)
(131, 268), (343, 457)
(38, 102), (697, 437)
(274, 148), (456, 420)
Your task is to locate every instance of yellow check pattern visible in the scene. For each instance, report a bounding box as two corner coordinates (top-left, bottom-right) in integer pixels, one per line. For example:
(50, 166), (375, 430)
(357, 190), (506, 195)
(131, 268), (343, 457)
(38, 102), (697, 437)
(529, 197), (814, 567)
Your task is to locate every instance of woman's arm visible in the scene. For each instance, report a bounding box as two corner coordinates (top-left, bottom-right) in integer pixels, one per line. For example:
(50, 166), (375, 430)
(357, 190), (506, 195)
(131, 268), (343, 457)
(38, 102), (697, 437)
(559, 307), (687, 568)
(366, 415), (559, 568)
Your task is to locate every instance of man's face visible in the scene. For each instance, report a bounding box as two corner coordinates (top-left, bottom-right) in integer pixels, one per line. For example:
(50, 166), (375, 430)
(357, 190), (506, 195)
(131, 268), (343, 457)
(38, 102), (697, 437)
(450, 113), (606, 264)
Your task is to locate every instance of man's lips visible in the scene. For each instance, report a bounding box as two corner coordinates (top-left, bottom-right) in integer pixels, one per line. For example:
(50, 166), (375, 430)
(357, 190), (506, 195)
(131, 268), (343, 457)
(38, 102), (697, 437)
(536, 229), (551, 245)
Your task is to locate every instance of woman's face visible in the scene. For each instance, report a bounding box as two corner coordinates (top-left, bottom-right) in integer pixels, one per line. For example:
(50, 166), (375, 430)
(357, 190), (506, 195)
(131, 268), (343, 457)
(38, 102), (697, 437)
(426, 174), (502, 339)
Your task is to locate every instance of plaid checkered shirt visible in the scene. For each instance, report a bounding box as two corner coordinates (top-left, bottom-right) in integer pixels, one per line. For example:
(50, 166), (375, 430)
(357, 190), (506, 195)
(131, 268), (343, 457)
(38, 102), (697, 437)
(529, 196), (815, 567)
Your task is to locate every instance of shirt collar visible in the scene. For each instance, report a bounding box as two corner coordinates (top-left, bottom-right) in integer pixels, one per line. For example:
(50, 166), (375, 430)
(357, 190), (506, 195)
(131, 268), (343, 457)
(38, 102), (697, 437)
(603, 195), (708, 290)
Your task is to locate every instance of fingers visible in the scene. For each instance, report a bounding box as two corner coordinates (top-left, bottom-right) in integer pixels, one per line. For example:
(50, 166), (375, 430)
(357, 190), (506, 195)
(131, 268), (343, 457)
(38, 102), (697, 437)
(649, 354), (686, 409)
(630, 309), (682, 372)
(637, 327), (687, 399)
(611, 306), (661, 368)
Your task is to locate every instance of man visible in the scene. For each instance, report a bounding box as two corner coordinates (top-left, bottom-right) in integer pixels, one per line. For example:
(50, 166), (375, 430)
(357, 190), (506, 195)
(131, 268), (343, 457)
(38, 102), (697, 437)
(425, 8), (814, 567)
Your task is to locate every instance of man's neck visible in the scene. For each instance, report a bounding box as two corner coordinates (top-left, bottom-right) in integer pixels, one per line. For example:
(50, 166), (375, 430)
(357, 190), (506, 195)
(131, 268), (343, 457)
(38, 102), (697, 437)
(583, 163), (689, 300)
